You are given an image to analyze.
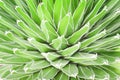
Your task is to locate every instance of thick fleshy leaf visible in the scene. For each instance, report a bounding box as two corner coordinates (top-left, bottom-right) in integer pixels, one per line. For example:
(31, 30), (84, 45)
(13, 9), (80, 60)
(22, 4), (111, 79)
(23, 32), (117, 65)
(50, 59), (69, 69)
(17, 20), (45, 42)
(68, 23), (89, 44)
(15, 6), (43, 35)
(51, 36), (68, 50)
(84, 0), (105, 23)
(5, 31), (34, 50)
(84, 35), (120, 51)
(60, 42), (81, 56)
(78, 66), (95, 79)
(73, 0), (86, 30)
(53, 0), (65, 26)
(88, 6), (108, 28)
(0, 31), (10, 41)
(0, 0), (20, 19)
(54, 72), (69, 80)
(66, 53), (97, 63)
(79, 56), (109, 66)
(81, 30), (106, 48)
(24, 60), (50, 73)
(28, 38), (53, 52)
(106, 0), (119, 11)
(42, 0), (54, 15)
(6, 72), (29, 79)
(0, 45), (13, 54)
(0, 0), (120, 80)
(26, 0), (40, 24)
(39, 67), (59, 80)
(88, 11), (120, 37)
(37, 3), (52, 24)
(41, 52), (60, 61)
(14, 0), (28, 14)
(41, 20), (58, 42)
(0, 16), (26, 38)
(0, 56), (30, 64)
(13, 48), (43, 60)
(101, 66), (120, 80)
(62, 64), (78, 78)
(91, 67), (109, 80)
(58, 13), (73, 37)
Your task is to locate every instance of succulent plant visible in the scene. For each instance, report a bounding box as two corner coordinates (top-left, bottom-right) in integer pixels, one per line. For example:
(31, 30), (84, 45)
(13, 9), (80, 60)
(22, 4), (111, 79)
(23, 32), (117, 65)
(0, 0), (120, 80)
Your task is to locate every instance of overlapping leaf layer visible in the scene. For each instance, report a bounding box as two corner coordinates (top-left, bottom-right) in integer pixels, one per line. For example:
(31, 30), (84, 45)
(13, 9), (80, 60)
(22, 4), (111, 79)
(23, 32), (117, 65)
(0, 0), (120, 80)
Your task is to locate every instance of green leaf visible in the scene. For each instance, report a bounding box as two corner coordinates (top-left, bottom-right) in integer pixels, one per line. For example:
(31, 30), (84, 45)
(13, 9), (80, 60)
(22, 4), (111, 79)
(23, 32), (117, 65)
(0, 65), (11, 77)
(42, 0), (54, 15)
(28, 38), (53, 52)
(39, 67), (59, 80)
(50, 59), (69, 69)
(81, 30), (106, 48)
(0, 0), (20, 19)
(106, 0), (119, 11)
(14, 0), (28, 14)
(88, 11), (120, 37)
(17, 20), (46, 42)
(70, 77), (80, 80)
(66, 53), (97, 63)
(54, 72), (69, 80)
(79, 56), (109, 66)
(101, 66), (120, 80)
(62, 64), (78, 78)
(84, 35), (120, 51)
(5, 31), (34, 50)
(0, 16), (26, 38)
(73, 0), (86, 30)
(62, 0), (71, 13)
(68, 23), (89, 44)
(41, 20), (58, 42)
(91, 67), (109, 79)
(58, 13), (73, 37)
(85, 0), (94, 15)
(0, 31), (10, 41)
(60, 42), (81, 56)
(78, 66), (95, 79)
(6, 72), (29, 79)
(13, 48), (43, 60)
(51, 36), (68, 50)
(26, 0), (40, 24)
(15, 6), (42, 34)
(84, 0), (105, 23)
(0, 45), (13, 54)
(88, 6), (108, 28)
(24, 60), (50, 73)
(41, 52), (60, 62)
(53, 0), (65, 26)
(0, 56), (30, 64)
(37, 3), (52, 24)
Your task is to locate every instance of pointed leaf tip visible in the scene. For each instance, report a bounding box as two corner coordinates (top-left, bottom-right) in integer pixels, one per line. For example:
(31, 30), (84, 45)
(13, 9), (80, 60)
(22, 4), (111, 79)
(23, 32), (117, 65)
(13, 48), (18, 53)
(5, 31), (11, 35)
(27, 37), (34, 42)
(115, 9), (120, 14)
(66, 12), (71, 16)
(17, 20), (22, 24)
(103, 6), (108, 12)
(101, 29), (106, 34)
(39, 2), (44, 5)
(114, 34), (120, 39)
(15, 6), (20, 10)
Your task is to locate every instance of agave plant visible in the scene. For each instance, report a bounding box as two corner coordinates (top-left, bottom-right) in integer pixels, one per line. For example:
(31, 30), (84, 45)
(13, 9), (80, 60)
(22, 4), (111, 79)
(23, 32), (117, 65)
(0, 0), (120, 80)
